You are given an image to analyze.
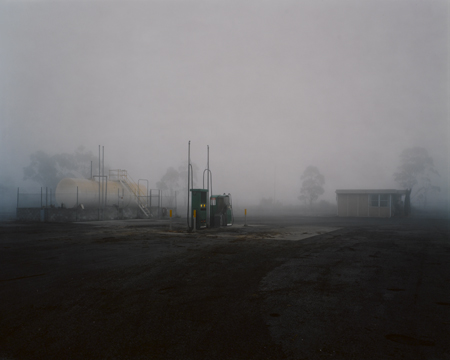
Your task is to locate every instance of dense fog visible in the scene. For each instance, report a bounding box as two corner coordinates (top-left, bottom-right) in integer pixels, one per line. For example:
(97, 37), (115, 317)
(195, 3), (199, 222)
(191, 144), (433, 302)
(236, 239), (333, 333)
(0, 0), (448, 216)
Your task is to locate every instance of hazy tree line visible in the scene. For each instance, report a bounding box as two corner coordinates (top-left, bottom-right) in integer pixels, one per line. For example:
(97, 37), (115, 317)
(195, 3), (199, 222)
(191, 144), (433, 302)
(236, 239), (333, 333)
(21, 146), (441, 213)
(23, 146), (101, 189)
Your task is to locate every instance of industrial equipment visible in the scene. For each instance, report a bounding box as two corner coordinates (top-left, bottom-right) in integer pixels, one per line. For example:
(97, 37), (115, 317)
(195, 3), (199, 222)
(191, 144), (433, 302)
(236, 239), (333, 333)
(55, 169), (151, 217)
(210, 194), (233, 227)
(187, 142), (233, 229)
(190, 189), (208, 229)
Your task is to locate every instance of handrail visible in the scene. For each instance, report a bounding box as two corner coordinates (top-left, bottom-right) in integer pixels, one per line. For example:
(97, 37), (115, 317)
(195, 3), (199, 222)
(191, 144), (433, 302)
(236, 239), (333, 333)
(109, 169), (149, 217)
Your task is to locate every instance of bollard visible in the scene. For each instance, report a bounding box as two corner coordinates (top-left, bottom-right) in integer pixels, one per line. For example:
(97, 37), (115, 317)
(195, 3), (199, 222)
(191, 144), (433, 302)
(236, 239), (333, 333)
(193, 210), (196, 231)
(169, 209), (172, 230)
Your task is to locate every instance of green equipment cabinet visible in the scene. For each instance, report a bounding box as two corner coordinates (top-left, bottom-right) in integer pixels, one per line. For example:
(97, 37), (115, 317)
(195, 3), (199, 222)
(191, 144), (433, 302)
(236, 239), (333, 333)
(210, 194), (233, 227)
(190, 189), (208, 229)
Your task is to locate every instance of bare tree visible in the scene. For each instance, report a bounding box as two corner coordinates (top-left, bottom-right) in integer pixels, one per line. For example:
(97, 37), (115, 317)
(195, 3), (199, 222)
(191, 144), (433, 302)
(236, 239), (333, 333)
(299, 166), (325, 207)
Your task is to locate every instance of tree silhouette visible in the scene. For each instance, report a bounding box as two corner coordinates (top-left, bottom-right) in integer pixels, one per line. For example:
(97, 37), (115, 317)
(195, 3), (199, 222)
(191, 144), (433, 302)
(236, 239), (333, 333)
(23, 147), (99, 188)
(393, 147), (440, 209)
(299, 166), (325, 207)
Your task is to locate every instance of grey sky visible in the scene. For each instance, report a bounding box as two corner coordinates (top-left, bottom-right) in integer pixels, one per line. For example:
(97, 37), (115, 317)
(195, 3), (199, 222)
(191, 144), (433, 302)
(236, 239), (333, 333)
(0, 0), (448, 206)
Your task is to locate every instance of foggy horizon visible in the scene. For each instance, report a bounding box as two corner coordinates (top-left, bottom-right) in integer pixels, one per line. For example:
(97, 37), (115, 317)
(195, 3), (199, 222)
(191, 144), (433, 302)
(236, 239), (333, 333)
(1, 0), (448, 209)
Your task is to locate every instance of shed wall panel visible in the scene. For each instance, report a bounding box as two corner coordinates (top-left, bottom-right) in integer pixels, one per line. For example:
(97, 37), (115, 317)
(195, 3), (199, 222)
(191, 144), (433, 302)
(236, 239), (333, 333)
(337, 194), (347, 216)
(347, 194), (359, 217)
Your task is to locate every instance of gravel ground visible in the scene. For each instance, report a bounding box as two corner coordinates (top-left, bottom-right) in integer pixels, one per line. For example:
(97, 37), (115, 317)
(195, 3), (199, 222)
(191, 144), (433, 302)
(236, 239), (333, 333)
(0, 216), (449, 359)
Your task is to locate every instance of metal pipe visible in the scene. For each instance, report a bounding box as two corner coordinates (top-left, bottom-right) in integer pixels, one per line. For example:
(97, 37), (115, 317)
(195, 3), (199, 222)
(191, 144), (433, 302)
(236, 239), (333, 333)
(187, 141), (190, 228)
(202, 169), (213, 199)
(189, 163), (193, 228)
(76, 186), (78, 221)
(92, 175), (108, 218)
(105, 176), (108, 211)
(98, 145), (101, 220)
(206, 145), (210, 228)
(102, 146), (105, 208)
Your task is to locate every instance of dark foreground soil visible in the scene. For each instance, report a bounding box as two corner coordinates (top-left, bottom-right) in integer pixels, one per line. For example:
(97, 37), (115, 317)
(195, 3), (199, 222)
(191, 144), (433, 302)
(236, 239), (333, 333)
(0, 216), (449, 360)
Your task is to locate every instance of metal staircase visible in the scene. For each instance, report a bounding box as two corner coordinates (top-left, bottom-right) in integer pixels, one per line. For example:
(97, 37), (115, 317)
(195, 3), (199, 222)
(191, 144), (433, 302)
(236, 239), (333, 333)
(109, 169), (151, 218)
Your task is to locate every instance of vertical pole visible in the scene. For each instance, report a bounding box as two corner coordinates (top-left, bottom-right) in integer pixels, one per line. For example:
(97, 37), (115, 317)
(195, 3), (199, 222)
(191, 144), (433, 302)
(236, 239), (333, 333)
(46, 187), (48, 208)
(41, 187), (43, 208)
(187, 141), (191, 228)
(102, 146), (105, 210)
(50, 188), (52, 207)
(16, 187), (19, 209)
(76, 186), (79, 221)
(207, 145), (210, 227)
(245, 208), (247, 226)
(91, 161), (93, 179)
(98, 145), (101, 220)
(169, 209), (172, 230)
(105, 177), (108, 213)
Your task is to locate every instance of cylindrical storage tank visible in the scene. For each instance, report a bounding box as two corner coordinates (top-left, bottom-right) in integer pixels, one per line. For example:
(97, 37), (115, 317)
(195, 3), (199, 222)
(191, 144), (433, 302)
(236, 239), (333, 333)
(55, 178), (147, 209)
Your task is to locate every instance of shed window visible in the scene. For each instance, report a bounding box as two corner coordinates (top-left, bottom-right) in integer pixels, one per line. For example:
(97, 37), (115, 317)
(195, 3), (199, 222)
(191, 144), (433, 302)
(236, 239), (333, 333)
(370, 194), (379, 207)
(380, 194), (389, 207)
(370, 194), (390, 207)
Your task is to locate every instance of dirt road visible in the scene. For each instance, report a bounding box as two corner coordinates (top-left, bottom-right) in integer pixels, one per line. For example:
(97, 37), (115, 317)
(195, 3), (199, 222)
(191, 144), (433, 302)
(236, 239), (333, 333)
(0, 216), (449, 359)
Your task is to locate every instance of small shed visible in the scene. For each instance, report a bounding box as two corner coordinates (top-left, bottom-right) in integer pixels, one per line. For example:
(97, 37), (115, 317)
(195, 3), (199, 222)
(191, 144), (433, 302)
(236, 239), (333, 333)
(335, 189), (408, 218)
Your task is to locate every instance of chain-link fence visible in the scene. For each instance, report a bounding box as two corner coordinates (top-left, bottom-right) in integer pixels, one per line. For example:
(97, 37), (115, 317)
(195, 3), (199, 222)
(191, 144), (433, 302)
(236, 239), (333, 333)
(14, 186), (185, 221)
(16, 188), (57, 208)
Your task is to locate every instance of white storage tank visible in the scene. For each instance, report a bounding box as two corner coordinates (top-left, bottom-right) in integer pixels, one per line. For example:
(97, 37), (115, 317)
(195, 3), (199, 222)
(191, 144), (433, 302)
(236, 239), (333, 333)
(55, 178), (147, 209)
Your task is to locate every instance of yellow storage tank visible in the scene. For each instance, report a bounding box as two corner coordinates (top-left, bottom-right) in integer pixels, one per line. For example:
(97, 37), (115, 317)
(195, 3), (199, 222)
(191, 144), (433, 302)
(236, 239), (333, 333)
(55, 178), (146, 209)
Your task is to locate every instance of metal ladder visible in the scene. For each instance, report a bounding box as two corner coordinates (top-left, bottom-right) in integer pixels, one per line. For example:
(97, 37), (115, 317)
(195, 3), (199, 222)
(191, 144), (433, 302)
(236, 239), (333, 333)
(111, 169), (151, 218)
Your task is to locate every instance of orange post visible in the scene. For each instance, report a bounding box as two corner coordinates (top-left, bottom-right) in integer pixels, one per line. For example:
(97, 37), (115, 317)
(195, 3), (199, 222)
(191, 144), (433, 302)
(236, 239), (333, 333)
(193, 210), (196, 231)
